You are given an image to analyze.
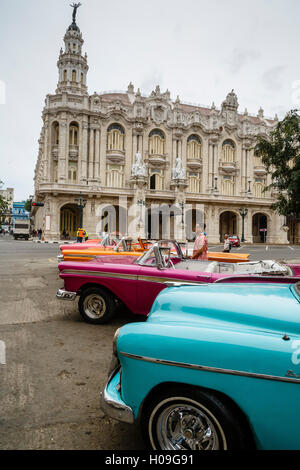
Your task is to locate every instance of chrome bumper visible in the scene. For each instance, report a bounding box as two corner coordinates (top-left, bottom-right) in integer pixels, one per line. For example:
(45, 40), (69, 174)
(100, 370), (134, 424)
(57, 254), (64, 262)
(56, 288), (77, 301)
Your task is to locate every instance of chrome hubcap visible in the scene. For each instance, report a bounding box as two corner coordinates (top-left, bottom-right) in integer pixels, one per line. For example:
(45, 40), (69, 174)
(83, 294), (106, 319)
(153, 401), (225, 450)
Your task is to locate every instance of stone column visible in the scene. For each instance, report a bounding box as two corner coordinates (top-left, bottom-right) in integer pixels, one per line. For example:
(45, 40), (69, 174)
(247, 148), (254, 194)
(80, 119), (88, 183)
(208, 142), (213, 190)
(43, 121), (50, 182)
(241, 147), (246, 194)
(88, 128), (94, 180)
(244, 210), (253, 243)
(201, 139), (208, 193)
(58, 119), (68, 183)
(99, 124), (107, 187)
(94, 128), (100, 182)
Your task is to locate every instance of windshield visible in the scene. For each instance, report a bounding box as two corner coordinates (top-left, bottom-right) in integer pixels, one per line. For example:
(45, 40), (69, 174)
(137, 240), (183, 267)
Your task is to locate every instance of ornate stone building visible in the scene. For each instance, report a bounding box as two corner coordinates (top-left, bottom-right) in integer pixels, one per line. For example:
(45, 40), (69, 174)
(33, 11), (290, 244)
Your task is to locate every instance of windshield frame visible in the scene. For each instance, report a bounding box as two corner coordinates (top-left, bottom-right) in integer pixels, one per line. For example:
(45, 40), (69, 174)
(136, 240), (184, 269)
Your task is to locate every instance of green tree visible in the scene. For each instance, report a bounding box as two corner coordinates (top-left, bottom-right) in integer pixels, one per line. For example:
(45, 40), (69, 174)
(24, 198), (32, 213)
(254, 109), (300, 217)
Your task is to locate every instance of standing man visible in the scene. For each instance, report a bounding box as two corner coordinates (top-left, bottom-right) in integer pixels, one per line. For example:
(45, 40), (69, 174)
(76, 227), (85, 243)
(192, 224), (208, 260)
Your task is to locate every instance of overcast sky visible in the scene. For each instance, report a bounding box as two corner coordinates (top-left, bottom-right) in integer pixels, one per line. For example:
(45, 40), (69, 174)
(0, 0), (299, 201)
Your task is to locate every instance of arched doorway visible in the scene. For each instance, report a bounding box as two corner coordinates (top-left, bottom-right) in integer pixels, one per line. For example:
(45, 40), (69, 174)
(60, 204), (80, 238)
(99, 205), (127, 235)
(219, 211), (237, 242)
(252, 213), (268, 243)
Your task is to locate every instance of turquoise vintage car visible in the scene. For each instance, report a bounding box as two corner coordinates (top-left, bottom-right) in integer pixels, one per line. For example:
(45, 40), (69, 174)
(101, 282), (300, 450)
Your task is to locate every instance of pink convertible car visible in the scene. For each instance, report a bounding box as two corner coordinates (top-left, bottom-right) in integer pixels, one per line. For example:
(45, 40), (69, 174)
(57, 240), (300, 324)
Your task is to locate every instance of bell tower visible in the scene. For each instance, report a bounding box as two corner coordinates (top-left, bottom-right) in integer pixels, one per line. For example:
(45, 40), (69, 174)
(56, 3), (89, 95)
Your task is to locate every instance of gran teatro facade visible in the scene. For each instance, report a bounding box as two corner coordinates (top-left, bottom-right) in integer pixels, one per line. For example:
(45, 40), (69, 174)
(33, 13), (290, 244)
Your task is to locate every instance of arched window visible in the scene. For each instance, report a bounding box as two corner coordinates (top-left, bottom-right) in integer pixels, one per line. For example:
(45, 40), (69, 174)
(107, 124), (125, 152)
(149, 169), (164, 190)
(149, 129), (166, 155)
(221, 175), (235, 196)
(72, 70), (77, 82)
(222, 139), (235, 162)
(68, 163), (77, 183)
(81, 73), (84, 84)
(69, 123), (79, 146)
(63, 70), (68, 82)
(254, 179), (265, 198)
(187, 135), (202, 159)
(106, 164), (124, 188)
(188, 171), (201, 193)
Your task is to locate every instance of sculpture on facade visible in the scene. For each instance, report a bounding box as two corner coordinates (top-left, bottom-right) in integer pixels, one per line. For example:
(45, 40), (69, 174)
(173, 156), (185, 180)
(131, 152), (147, 177)
(70, 2), (82, 23)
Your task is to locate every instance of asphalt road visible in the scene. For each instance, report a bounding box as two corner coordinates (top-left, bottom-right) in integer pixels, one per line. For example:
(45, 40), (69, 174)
(0, 236), (145, 450)
(0, 236), (299, 450)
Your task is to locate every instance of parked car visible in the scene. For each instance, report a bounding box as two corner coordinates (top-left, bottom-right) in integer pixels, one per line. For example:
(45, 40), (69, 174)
(58, 237), (151, 262)
(59, 235), (249, 263)
(101, 281), (300, 450)
(59, 233), (117, 253)
(57, 240), (300, 324)
(228, 235), (241, 247)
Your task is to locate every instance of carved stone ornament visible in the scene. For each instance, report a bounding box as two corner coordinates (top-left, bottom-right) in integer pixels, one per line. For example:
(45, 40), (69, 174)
(172, 156), (186, 180)
(131, 152), (147, 177)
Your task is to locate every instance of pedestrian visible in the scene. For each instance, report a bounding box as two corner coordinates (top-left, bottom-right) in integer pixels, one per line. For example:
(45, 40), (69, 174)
(62, 229), (66, 240)
(76, 227), (85, 243)
(223, 234), (231, 253)
(38, 229), (42, 240)
(84, 229), (88, 241)
(192, 224), (208, 260)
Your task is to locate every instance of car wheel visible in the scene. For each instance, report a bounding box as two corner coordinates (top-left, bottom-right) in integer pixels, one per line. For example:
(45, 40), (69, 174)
(78, 287), (117, 324)
(144, 386), (248, 450)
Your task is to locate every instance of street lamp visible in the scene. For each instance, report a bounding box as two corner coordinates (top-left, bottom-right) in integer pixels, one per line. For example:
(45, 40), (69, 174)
(239, 208), (248, 243)
(179, 201), (185, 225)
(74, 192), (87, 227)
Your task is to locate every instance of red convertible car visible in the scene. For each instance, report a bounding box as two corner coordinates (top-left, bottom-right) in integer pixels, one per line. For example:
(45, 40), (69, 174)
(57, 240), (300, 325)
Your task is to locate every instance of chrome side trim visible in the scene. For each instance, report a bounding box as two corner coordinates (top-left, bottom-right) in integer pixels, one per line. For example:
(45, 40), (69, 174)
(120, 352), (300, 384)
(60, 269), (206, 285)
(61, 269), (138, 281)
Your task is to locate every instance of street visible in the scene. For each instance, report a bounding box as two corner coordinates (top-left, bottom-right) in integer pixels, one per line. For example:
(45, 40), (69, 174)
(0, 236), (145, 450)
(0, 236), (300, 450)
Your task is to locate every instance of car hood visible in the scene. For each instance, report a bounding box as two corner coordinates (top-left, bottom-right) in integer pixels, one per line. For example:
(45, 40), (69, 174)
(148, 282), (300, 336)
